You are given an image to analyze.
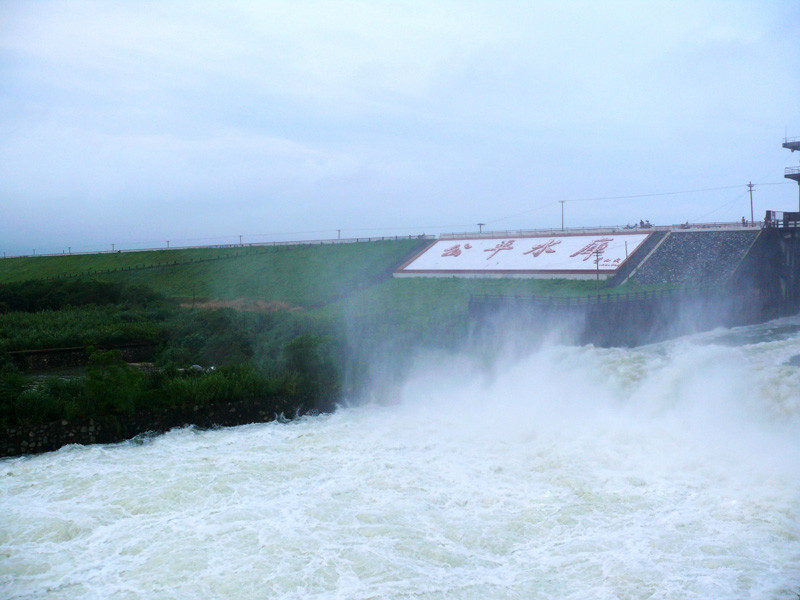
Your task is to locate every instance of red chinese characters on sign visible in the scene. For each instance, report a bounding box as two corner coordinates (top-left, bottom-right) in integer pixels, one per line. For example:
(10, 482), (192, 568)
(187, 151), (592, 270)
(523, 239), (561, 257)
(441, 243), (473, 257)
(483, 240), (515, 260)
(570, 237), (614, 261)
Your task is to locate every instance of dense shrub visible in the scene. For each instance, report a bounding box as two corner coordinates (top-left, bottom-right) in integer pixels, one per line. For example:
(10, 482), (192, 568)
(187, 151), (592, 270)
(279, 333), (342, 407)
(0, 279), (166, 313)
(158, 308), (254, 367)
(84, 349), (143, 415)
(0, 305), (167, 352)
(155, 364), (279, 407)
(0, 357), (288, 428)
(0, 364), (26, 426)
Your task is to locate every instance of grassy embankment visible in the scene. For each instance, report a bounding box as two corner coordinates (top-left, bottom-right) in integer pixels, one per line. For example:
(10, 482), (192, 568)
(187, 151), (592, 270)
(0, 239), (649, 429)
(0, 239), (617, 350)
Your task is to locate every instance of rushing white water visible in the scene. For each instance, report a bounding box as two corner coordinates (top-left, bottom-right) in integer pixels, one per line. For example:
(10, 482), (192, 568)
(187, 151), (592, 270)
(3, 319), (800, 599)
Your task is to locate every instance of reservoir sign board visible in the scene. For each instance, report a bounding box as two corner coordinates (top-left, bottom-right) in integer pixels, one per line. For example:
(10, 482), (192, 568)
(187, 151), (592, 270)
(395, 233), (651, 279)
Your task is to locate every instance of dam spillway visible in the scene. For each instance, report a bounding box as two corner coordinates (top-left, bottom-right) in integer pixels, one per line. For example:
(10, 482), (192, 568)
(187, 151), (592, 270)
(466, 221), (800, 346)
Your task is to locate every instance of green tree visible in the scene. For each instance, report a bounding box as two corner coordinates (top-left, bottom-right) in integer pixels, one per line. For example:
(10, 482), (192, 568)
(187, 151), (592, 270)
(85, 349), (142, 415)
(281, 334), (341, 409)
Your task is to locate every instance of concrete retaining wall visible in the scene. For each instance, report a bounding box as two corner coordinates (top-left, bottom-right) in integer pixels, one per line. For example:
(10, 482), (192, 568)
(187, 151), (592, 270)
(7, 344), (156, 371)
(1, 395), (327, 458)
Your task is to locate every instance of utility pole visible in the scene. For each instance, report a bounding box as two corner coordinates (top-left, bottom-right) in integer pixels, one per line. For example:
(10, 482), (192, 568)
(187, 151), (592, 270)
(747, 181), (754, 226)
(239, 235), (242, 245)
(112, 243), (115, 252)
(595, 249), (601, 293)
(477, 223), (485, 234)
(167, 240), (170, 249)
(337, 229), (341, 240)
(560, 201), (565, 231)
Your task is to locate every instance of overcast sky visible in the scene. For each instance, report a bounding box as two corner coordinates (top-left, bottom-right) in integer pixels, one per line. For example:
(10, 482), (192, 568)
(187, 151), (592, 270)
(2, 1), (799, 255)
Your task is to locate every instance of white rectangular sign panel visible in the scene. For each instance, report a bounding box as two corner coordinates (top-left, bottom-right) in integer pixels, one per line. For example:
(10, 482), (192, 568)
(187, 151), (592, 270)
(397, 233), (650, 275)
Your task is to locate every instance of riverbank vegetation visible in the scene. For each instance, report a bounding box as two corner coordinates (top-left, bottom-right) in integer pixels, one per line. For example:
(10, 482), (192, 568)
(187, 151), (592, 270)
(0, 280), (440, 425)
(0, 278), (346, 429)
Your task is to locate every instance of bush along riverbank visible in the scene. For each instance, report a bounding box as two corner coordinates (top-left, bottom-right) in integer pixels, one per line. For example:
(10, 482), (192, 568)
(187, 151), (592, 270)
(0, 279), (347, 456)
(0, 346), (341, 458)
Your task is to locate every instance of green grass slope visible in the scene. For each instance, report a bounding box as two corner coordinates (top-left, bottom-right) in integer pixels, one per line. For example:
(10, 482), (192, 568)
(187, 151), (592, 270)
(0, 240), (428, 307)
(0, 238), (645, 322)
(0, 247), (242, 283)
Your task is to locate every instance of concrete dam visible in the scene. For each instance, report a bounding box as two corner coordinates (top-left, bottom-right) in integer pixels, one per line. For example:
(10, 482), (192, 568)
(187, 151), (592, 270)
(466, 217), (800, 346)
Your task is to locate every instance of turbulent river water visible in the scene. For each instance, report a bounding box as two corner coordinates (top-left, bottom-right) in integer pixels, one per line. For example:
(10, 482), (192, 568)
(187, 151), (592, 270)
(3, 318), (800, 599)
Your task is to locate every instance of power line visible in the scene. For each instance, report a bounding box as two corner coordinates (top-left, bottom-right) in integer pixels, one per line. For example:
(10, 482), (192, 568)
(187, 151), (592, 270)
(690, 190), (748, 221)
(486, 201), (558, 224)
(486, 182), (792, 225)
(564, 184), (745, 203)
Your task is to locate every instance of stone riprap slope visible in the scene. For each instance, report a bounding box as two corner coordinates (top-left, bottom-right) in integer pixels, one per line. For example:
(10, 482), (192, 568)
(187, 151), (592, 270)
(630, 229), (760, 286)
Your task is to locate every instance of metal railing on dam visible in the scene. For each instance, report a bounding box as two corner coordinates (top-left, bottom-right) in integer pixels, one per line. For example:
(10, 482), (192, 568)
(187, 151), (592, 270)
(1, 234), (436, 260)
(442, 221), (760, 241)
(25, 235), (433, 282)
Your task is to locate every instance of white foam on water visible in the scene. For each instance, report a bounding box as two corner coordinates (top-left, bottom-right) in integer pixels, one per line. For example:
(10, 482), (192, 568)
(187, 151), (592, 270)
(2, 320), (800, 599)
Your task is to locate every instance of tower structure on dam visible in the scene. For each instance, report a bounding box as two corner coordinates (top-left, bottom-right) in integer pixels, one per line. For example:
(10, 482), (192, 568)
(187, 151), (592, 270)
(783, 135), (800, 210)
